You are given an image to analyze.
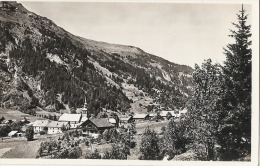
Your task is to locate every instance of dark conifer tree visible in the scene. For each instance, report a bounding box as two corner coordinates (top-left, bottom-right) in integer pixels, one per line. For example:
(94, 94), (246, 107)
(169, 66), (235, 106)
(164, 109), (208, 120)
(219, 5), (252, 160)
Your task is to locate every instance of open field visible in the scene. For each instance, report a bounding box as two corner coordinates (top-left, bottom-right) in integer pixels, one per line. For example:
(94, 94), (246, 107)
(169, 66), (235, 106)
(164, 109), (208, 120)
(0, 133), (62, 158)
(135, 120), (168, 134)
(0, 106), (169, 159)
(0, 119), (169, 159)
(0, 108), (46, 122)
(121, 83), (154, 114)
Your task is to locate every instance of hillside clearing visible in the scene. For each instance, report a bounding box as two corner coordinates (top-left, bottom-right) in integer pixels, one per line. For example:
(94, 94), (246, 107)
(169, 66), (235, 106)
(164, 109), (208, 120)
(0, 108), (45, 121)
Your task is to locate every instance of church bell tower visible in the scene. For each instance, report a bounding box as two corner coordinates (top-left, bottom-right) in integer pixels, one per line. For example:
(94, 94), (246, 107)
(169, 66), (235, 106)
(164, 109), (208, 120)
(82, 96), (88, 118)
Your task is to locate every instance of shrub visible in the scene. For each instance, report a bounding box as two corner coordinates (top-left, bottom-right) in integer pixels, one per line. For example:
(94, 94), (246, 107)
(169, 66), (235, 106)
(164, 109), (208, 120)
(129, 141), (136, 149)
(25, 126), (34, 141)
(160, 119), (187, 160)
(0, 125), (11, 137)
(68, 147), (82, 159)
(102, 144), (127, 160)
(85, 149), (101, 159)
(139, 127), (161, 160)
(102, 129), (110, 141)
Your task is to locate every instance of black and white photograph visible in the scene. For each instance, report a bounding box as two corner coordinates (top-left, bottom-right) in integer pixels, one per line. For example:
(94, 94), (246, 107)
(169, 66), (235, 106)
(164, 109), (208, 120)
(0, 0), (259, 165)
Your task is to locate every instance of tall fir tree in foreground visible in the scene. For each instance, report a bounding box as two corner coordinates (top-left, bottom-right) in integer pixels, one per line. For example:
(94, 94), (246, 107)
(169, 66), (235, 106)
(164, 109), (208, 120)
(219, 4), (251, 160)
(223, 4), (251, 108)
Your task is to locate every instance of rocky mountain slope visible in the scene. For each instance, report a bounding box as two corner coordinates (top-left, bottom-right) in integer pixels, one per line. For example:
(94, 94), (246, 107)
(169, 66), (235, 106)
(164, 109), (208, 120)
(0, 1), (193, 115)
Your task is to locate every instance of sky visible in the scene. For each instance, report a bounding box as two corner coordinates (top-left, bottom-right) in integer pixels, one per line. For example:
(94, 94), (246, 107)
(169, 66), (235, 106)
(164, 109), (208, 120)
(20, 1), (252, 68)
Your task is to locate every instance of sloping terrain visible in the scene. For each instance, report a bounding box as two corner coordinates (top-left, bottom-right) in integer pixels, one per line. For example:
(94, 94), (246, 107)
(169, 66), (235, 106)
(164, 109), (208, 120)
(0, 1), (193, 115)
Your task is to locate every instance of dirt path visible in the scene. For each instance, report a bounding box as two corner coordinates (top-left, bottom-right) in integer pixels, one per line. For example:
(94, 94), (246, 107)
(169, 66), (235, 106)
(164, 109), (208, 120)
(0, 148), (12, 157)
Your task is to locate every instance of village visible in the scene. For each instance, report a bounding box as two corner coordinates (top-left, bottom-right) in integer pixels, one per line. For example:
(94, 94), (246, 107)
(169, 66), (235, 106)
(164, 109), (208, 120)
(0, 95), (188, 159)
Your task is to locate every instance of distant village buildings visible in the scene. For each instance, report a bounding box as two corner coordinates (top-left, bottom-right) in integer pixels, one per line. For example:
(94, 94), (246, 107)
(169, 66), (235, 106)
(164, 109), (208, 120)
(46, 121), (70, 134)
(80, 118), (114, 134)
(133, 114), (149, 121)
(120, 116), (133, 124)
(1, 93), (188, 139)
(32, 120), (49, 133)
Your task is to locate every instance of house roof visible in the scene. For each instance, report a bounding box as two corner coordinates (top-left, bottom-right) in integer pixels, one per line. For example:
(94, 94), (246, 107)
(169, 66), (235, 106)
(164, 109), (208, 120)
(149, 113), (156, 117)
(81, 116), (88, 123)
(88, 118), (114, 128)
(133, 114), (149, 119)
(58, 113), (82, 122)
(120, 117), (132, 121)
(33, 120), (49, 127)
(161, 111), (176, 117)
(8, 131), (18, 136)
(47, 121), (69, 128)
(26, 122), (34, 126)
(108, 118), (116, 124)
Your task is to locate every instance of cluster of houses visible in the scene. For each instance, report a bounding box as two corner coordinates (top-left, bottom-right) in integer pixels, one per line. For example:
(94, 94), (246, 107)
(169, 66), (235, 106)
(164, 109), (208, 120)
(30, 100), (117, 135)
(30, 107), (188, 135)
(132, 109), (188, 121)
(3, 97), (188, 138)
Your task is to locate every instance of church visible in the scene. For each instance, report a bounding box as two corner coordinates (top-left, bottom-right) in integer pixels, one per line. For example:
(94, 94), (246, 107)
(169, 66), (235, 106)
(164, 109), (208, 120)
(58, 97), (90, 128)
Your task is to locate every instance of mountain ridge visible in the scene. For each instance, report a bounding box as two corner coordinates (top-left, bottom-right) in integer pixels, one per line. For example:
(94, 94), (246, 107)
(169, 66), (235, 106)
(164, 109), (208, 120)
(0, 1), (193, 116)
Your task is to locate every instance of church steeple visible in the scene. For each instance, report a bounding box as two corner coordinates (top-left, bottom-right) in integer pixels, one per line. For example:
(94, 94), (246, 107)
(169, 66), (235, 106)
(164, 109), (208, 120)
(83, 96), (87, 109)
(82, 95), (89, 118)
(82, 96), (87, 113)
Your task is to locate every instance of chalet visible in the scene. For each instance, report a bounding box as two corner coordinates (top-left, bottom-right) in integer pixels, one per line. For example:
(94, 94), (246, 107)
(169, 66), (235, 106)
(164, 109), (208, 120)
(33, 120), (49, 133)
(120, 116), (133, 123)
(80, 118), (114, 134)
(47, 121), (70, 134)
(161, 111), (174, 117)
(148, 113), (156, 118)
(133, 114), (149, 121)
(161, 111), (179, 118)
(8, 131), (22, 137)
(58, 113), (82, 129)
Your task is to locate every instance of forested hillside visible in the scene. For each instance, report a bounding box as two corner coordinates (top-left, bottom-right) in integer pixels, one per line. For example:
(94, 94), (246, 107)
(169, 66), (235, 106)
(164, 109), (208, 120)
(0, 1), (193, 115)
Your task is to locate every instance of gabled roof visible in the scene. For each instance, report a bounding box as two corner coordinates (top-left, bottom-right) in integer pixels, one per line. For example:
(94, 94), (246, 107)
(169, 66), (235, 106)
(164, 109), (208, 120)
(108, 118), (116, 124)
(149, 113), (156, 117)
(47, 121), (69, 128)
(26, 122), (34, 126)
(88, 118), (114, 128)
(161, 111), (176, 117)
(58, 113), (82, 122)
(120, 116), (132, 121)
(81, 116), (88, 123)
(133, 114), (149, 119)
(8, 131), (18, 136)
(33, 120), (49, 127)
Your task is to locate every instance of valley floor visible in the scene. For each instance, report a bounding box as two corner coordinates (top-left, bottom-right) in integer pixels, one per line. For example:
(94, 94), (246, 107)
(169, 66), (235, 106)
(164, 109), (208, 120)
(0, 134), (62, 158)
(0, 107), (168, 159)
